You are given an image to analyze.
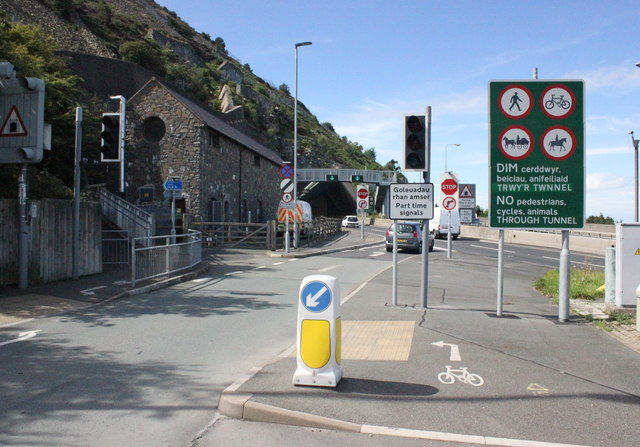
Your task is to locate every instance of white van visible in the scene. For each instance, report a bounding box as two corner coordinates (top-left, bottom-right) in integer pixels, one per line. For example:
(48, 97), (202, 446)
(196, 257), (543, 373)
(277, 200), (313, 233)
(430, 204), (461, 239)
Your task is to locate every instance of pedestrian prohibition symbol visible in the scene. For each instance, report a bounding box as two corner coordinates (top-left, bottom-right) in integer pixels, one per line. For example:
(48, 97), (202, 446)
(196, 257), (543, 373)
(301, 280), (332, 312)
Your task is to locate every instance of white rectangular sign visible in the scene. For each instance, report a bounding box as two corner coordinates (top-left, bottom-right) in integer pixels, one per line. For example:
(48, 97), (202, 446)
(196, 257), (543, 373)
(389, 183), (434, 220)
(615, 223), (640, 306)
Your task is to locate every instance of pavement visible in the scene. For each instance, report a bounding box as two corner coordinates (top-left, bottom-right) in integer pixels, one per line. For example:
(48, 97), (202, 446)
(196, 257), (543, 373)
(1, 229), (639, 447)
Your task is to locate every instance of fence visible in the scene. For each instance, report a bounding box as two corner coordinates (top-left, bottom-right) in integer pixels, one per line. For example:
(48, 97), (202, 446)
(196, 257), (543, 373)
(102, 230), (130, 265)
(131, 230), (202, 286)
(194, 217), (342, 250)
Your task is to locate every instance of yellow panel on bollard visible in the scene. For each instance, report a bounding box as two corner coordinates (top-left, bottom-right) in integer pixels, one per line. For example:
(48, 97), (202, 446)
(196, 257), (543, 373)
(294, 275), (343, 387)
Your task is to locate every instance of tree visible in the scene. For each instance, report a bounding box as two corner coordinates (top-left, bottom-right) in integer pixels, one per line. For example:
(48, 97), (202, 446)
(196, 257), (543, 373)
(0, 14), (83, 199)
(119, 40), (167, 75)
(475, 205), (488, 218)
(586, 213), (615, 225)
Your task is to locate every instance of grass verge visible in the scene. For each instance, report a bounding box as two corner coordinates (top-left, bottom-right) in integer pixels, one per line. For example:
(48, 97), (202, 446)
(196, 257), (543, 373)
(533, 267), (605, 303)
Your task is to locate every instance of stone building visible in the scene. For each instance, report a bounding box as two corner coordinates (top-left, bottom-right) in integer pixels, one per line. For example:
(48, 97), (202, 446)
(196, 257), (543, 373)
(125, 77), (283, 223)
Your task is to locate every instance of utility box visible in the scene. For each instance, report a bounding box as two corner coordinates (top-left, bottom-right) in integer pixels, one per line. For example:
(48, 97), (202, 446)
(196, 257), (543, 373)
(614, 223), (640, 307)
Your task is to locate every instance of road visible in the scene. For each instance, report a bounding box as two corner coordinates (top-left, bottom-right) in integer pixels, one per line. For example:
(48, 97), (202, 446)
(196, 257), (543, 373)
(0, 237), (608, 446)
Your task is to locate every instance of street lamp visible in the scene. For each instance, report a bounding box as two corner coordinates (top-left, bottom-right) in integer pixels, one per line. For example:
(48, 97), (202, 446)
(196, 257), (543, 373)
(445, 143), (461, 172)
(293, 41), (312, 248)
(629, 131), (639, 222)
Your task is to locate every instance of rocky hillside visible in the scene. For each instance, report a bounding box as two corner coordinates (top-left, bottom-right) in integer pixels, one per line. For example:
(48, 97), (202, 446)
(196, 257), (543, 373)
(2, 0), (384, 170)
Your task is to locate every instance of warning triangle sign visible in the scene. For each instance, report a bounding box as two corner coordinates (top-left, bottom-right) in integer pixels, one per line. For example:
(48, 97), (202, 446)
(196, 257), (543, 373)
(460, 185), (473, 198)
(635, 248), (640, 255)
(0, 105), (28, 137)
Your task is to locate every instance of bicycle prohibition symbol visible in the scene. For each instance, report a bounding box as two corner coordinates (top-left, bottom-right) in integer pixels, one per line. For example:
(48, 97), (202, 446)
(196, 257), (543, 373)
(544, 94), (571, 111)
(438, 365), (484, 386)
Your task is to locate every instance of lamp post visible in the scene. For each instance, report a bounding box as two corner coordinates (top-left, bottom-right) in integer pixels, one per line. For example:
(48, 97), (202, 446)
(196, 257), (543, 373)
(629, 131), (639, 222)
(445, 143), (461, 172)
(293, 41), (312, 248)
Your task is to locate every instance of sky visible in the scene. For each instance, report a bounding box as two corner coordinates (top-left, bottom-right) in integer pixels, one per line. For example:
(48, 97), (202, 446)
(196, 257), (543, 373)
(156, 0), (640, 222)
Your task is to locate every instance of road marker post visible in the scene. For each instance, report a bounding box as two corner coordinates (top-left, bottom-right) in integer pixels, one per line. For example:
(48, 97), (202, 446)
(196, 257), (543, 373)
(293, 275), (342, 387)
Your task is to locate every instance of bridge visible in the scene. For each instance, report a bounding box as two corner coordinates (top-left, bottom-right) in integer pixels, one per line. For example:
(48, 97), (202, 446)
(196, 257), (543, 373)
(297, 169), (397, 185)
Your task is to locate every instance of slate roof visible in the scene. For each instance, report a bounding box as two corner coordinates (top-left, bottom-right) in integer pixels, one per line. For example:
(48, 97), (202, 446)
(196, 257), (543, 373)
(129, 78), (284, 166)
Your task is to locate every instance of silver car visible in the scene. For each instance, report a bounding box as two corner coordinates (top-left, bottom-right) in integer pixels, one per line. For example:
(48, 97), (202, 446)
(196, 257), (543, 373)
(385, 222), (434, 253)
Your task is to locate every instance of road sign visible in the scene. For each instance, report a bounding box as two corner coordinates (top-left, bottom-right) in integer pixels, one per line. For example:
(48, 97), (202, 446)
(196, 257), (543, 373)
(282, 192), (293, 203)
(357, 184), (369, 199)
(389, 183), (434, 220)
(489, 80), (584, 229)
(163, 178), (183, 191)
(0, 74), (45, 163)
(301, 280), (332, 313)
(440, 172), (459, 212)
(280, 178), (294, 193)
(280, 163), (294, 178)
(441, 178), (458, 195)
(459, 183), (476, 223)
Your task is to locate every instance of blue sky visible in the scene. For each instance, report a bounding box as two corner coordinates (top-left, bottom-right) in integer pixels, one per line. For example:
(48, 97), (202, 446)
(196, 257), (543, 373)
(156, 0), (640, 222)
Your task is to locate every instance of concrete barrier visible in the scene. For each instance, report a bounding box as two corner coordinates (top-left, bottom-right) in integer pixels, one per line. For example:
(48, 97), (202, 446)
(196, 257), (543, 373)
(369, 218), (613, 256)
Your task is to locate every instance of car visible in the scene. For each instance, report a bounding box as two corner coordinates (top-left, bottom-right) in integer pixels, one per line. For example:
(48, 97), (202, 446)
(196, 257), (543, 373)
(385, 221), (434, 253)
(342, 215), (360, 228)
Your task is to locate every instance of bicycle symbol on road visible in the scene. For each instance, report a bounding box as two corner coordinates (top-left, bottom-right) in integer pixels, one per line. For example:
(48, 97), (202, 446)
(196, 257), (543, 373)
(438, 365), (484, 386)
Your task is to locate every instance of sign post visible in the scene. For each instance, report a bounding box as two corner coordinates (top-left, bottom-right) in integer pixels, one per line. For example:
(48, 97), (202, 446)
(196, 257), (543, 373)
(357, 184), (369, 239)
(490, 79), (585, 321)
(164, 177), (183, 243)
(441, 172), (459, 259)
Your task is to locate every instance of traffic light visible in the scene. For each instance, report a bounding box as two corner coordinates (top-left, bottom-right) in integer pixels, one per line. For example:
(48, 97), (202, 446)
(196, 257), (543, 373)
(351, 174), (363, 182)
(404, 114), (426, 171)
(326, 174), (340, 182)
(100, 113), (121, 162)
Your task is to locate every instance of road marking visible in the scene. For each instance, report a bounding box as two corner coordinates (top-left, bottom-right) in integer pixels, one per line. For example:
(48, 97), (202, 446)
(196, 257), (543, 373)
(370, 252), (386, 257)
(254, 265), (266, 270)
(431, 341), (462, 361)
(288, 258), (299, 262)
(470, 244), (515, 253)
(0, 330), (41, 347)
(318, 265), (339, 273)
(527, 383), (551, 396)
(272, 262), (285, 266)
(542, 256), (558, 261)
(225, 271), (244, 276)
(437, 365), (484, 386)
(80, 285), (107, 296)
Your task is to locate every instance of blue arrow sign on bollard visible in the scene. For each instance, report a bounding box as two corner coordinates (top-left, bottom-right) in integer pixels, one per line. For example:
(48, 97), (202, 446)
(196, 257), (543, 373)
(301, 281), (332, 312)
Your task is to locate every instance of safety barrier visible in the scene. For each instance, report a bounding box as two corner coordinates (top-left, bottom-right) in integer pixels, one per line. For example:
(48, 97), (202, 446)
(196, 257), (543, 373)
(131, 230), (202, 287)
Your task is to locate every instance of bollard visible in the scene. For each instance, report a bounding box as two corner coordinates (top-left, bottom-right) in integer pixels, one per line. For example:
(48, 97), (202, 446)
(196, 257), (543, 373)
(636, 283), (640, 332)
(293, 275), (342, 387)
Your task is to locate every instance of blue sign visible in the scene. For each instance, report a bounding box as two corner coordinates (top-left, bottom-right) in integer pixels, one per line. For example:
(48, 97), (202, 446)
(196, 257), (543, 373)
(280, 164), (294, 179)
(164, 178), (183, 191)
(301, 281), (332, 313)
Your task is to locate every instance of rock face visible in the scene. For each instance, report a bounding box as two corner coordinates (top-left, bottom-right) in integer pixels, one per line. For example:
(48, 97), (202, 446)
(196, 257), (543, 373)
(2, 0), (115, 57)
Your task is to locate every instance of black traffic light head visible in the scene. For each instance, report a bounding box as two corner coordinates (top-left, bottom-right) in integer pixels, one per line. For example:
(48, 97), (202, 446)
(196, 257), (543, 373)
(404, 114), (426, 171)
(100, 113), (121, 162)
(326, 174), (340, 182)
(351, 174), (363, 182)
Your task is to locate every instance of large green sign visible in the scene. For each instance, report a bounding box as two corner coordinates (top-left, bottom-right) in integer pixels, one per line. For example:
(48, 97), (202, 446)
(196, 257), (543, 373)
(489, 80), (584, 229)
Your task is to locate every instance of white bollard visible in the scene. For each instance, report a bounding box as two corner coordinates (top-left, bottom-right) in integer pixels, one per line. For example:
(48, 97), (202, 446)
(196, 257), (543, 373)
(636, 282), (640, 332)
(293, 275), (342, 387)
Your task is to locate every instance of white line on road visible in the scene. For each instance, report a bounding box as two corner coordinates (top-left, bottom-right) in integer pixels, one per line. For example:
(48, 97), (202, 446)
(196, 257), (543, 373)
(470, 244), (515, 253)
(0, 330), (41, 347)
(272, 262), (285, 266)
(318, 265), (339, 273)
(225, 271), (244, 276)
(80, 285), (107, 296)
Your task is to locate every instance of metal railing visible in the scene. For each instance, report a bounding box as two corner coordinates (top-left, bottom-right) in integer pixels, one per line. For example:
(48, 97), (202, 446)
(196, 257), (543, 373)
(131, 230), (202, 287)
(195, 222), (269, 248)
(99, 188), (155, 247)
(102, 230), (130, 264)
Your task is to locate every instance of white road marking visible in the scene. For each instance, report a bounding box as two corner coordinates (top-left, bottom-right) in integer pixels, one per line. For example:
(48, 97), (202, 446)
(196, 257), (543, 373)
(318, 265), (339, 273)
(80, 286), (107, 296)
(273, 262), (285, 266)
(0, 330), (41, 347)
(470, 244), (515, 253)
(431, 341), (462, 361)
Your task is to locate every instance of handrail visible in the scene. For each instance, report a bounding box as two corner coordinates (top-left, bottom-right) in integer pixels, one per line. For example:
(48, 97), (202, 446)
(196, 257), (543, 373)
(99, 189), (155, 246)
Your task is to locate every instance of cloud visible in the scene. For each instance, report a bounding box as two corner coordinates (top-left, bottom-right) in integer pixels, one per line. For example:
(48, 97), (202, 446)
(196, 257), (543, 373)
(586, 172), (626, 191)
(586, 145), (632, 156)
(564, 61), (640, 92)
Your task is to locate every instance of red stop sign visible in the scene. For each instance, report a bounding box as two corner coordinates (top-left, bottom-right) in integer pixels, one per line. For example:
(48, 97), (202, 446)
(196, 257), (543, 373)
(441, 178), (458, 195)
(357, 187), (368, 199)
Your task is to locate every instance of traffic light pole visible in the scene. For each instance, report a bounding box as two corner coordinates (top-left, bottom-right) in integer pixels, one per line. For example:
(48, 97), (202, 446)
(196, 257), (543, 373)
(420, 106), (432, 309)
(18, 164), (29, 289)
(111, 95), (126, 193)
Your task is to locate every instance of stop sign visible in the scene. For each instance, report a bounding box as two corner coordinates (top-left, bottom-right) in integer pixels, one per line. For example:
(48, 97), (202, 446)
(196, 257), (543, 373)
(441, 178), (458, 195)
(357, 186), (369, 199)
